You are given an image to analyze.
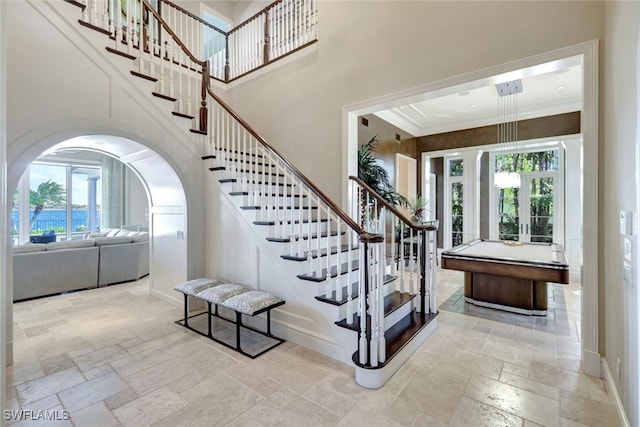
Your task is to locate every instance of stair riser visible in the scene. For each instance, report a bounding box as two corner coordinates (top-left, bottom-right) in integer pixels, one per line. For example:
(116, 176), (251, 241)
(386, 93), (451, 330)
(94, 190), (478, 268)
(333, 280), (401, 320)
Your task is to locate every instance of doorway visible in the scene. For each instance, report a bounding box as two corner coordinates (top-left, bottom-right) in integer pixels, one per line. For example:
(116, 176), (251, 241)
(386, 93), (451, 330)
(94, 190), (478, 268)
(344, 41), (600, 376)
(5, 134), (188, 365)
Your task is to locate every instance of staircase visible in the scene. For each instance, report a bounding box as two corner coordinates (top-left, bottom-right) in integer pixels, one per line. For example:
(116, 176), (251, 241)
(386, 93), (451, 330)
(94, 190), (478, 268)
(62, 0), (439, 388)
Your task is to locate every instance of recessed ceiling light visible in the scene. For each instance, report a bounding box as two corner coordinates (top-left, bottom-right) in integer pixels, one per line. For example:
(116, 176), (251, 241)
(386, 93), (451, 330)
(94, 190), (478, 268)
(468, 104), (476, 108)
(434, 114), (453, 119)
(556, 85), (566, 91)
(459, 91), (471, 96)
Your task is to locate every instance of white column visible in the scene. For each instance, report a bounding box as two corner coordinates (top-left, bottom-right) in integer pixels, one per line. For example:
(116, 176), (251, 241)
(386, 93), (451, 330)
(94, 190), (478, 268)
(87, 176), (99, 231)
(18, 172), (30, 244)
(462, 150), (480, 242)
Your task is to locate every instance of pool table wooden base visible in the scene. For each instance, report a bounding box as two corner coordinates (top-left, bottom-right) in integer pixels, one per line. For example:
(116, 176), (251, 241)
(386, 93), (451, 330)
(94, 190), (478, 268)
(464, 272), (548, 316)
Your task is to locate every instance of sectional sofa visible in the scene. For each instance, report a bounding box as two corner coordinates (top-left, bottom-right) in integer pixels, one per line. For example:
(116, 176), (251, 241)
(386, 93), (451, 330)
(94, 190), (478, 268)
(12, 228), (149, 302)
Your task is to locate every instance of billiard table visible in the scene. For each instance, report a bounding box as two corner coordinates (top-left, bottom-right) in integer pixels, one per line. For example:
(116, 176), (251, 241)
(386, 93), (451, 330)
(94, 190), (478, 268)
(441, 239), (569, 316)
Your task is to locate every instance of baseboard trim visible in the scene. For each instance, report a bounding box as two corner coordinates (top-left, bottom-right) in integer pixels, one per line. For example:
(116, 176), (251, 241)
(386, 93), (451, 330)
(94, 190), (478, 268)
(601, 357), (631, 427)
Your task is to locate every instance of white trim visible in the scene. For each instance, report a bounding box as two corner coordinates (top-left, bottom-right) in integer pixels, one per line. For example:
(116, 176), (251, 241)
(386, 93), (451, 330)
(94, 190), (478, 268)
(601, 357), (632, 427)
(344, 40), (599, 375)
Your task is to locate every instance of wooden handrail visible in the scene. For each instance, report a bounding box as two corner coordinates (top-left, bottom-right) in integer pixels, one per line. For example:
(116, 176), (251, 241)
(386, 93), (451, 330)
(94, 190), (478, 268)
(227, 0), (284, 36)
(158, 0), (227, 35)
(205, 85), (380, 243)
(142, 0), (205, 67)
(349, 176), (439, 232)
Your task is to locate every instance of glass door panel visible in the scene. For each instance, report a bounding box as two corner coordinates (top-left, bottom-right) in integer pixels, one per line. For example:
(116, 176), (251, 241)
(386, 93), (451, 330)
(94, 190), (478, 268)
(527, 177), (554, 243)
(452, 182), (463, 246)
(498, 187), (520, 241)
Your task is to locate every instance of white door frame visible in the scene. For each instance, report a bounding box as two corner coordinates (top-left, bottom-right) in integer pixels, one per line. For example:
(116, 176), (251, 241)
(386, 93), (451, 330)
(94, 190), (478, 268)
(344, 40), (599, 376)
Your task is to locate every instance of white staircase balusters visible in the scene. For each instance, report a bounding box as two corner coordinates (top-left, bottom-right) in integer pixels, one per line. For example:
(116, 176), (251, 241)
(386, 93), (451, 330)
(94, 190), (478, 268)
(335, 219), (341, 302)
(408, 227), (415, 295)
(346, 228), (353, 324)
(377, 241), (386, 363)
(324, 208), (331, 297)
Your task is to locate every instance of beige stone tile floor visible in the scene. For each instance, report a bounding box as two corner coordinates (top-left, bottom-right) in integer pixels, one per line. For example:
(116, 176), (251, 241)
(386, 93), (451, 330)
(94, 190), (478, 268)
(5, 270), (617, 426)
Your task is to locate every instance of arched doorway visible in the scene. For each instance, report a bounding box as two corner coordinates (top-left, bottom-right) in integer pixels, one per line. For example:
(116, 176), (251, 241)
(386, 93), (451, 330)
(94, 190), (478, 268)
(5, 134), (188, 365)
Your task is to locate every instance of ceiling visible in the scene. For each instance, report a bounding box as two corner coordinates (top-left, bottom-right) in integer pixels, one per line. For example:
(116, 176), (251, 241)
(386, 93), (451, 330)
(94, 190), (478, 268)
(373, 56), (583, 138)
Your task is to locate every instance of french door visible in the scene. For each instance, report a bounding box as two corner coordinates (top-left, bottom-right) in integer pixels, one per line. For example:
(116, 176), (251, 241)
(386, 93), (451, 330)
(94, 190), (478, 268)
(496, 172), (561, 244)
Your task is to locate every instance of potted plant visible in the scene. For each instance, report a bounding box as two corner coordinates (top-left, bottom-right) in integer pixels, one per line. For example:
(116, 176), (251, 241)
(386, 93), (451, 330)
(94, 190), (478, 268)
(358, 136), (406, 207)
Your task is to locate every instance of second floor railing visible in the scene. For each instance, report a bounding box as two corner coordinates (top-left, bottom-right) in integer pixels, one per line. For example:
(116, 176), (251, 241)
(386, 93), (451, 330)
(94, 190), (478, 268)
(74, 0), (317, 83)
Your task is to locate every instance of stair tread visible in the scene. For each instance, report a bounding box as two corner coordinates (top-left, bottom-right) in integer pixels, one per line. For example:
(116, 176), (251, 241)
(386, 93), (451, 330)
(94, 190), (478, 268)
(315, 283), (359, 306)
(152, 91), (177, 102)
(282, 244), (358, 262)
(131, 70), (158, 82)
(228, 191), (306, 198)
(335, 291), (416, 331)
(266, 230), (343, 243)
(172, 111), (195, 119)
(253, 219), (328, 226)
(351, 310), (438, 369)
(240, 205), (318, 210)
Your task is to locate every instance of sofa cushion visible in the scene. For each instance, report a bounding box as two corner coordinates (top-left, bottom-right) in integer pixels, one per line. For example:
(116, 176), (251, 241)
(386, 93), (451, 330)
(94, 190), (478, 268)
(93, 236), (133, 246)
(115, 229), (133, 237)
(45, 239), (96, 251)
(88, 231), (107, 238)
(105, 229), (120, 237)
(132, 232), (149, 243)
(12, 244), (46, 254)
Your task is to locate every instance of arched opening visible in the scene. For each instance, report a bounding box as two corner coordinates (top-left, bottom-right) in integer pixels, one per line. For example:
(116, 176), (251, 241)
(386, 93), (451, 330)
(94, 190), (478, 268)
(6, 134), (188, 365)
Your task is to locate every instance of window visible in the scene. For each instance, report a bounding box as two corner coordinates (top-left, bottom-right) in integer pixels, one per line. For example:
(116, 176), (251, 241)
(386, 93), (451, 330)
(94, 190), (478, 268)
(14, 162), (101, 243)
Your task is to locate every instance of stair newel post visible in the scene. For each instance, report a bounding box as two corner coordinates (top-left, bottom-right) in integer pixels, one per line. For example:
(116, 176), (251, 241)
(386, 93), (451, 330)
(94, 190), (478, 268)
(147, 6), (155, 77)
(399, 221), (405, 294)
(224, 34), (230, 82)
(346, 227), (353, 324)
(419, 229), (427, 314)
(260, 146), (267, 221)
(279, 167), (287, 240)
(358, 240), (369, 365)
(271, 153), (279, 224)
(335, 218), (341, 302)
(416, 228), (423, 313)
(408, 227), (415, 295)
(377, 240), (386, 363)
(263, 8), (270, 65)
(314, 195), (322, 275)
(185, 22), (192, 117)
(369, 241), (379, 368)
(325, 208), (332, 297)
(430, 229), (438, 314)
(199, 61), (209, 134)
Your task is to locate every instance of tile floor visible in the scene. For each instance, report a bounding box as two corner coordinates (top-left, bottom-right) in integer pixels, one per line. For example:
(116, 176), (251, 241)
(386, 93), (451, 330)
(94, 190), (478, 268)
(6, 269), (616, 426)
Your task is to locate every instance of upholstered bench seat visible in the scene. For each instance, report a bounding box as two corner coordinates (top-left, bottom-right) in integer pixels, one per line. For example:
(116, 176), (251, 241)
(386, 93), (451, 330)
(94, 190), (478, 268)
(173, 279), (285, 358)
(195, 283), (248, 304)
(221, 290), (284, 316)
(174, 278), (222, 296)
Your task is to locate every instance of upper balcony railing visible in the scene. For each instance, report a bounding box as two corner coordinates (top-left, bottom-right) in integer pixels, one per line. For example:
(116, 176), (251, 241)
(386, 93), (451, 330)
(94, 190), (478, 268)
(74, 0), (317, 84)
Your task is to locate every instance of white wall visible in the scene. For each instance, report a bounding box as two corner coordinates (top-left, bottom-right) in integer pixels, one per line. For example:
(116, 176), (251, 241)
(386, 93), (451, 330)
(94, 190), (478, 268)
(564, 137), (582, 279)
(125, 168), (149, 228)
(224, 1), (603, 204)
(603, 2), (640, 424)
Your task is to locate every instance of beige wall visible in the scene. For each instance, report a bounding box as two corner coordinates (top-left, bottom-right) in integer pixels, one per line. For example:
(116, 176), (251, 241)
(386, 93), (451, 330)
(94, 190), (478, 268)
(225, 1), (603, 203)
(1, 0), (7, 408)
(603, 1), (639, 424)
